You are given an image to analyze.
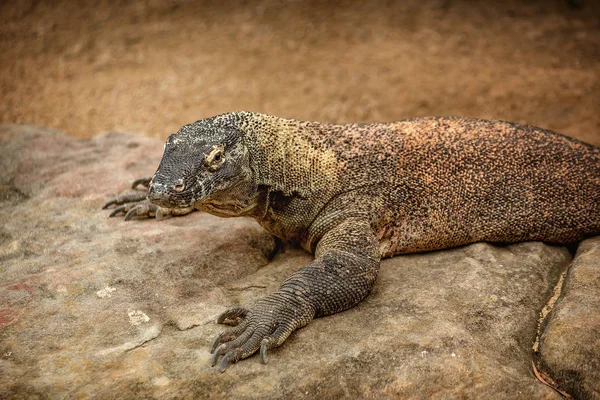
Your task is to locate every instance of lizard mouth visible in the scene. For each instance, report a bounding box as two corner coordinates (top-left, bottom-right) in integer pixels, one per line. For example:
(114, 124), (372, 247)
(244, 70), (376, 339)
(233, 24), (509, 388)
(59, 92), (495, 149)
(147, 193), (192, 209)
(196, 198), (257, 217)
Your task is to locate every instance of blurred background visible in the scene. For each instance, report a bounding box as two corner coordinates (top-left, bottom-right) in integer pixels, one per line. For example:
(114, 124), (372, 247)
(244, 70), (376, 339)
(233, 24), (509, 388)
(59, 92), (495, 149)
(1, 0), (599, 144)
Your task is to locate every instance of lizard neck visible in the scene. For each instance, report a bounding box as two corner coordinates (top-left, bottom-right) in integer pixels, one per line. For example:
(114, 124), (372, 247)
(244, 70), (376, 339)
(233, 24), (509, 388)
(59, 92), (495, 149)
(235, 112), (341, 198)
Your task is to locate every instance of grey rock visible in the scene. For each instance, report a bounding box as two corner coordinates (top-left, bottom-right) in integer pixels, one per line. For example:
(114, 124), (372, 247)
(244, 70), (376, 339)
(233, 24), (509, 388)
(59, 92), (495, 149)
(538, 237), (600, 400)
(0, 124), (590, 399)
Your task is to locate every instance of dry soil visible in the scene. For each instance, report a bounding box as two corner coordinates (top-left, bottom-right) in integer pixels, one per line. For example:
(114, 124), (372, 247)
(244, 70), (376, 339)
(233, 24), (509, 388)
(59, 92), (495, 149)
(1, 0), (599, 145)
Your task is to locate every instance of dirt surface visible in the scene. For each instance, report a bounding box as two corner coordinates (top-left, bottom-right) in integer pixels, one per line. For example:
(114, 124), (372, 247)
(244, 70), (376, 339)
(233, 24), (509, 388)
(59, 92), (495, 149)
(1, 0), (599, 144)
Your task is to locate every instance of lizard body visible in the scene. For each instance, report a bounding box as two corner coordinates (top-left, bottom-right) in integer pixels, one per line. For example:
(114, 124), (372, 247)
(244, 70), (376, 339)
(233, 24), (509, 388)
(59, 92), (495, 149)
(105, 112), (600, 372)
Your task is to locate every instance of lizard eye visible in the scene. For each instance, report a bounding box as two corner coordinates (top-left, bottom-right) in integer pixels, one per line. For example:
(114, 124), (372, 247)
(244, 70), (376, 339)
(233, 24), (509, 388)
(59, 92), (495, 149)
(204, 145), (226, 171)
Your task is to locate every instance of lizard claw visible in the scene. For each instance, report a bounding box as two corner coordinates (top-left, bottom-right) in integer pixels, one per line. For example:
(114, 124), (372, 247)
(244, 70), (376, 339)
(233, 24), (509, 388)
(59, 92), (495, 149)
(210, 336), (224, 354)
(259, 341), (269, 364)
(124, 202), (159, 221)
(258, 325), (294, 365)
(103, 193), (148, 209)
(102, 199), (115, 210)
(218, 354), (233, 374)
(217, 307), (249, 325)
(109, 204), (128, 217)
(209, 295), (314, 372)
(108, 199), (158, 220)
(131, 177), (152, 190)
(124, 207), (137, 221)
(211, 344), (228, 366)
(108, 201), (158, 220)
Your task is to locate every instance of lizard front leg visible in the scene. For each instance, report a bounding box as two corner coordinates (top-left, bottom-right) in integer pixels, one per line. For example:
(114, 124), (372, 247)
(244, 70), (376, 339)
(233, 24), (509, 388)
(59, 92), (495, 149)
(210, 217), (381, 372)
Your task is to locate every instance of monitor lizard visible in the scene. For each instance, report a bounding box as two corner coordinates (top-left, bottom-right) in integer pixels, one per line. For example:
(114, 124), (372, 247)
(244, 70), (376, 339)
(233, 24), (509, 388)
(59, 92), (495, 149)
(103, 112), (600, 372)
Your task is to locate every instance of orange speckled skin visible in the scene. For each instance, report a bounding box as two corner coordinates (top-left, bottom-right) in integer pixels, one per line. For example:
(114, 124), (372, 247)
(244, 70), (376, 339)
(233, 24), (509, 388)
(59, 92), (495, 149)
(233, 114), (600, 256)
(142, 112), (599, 371)
(376, 118), (600, 255)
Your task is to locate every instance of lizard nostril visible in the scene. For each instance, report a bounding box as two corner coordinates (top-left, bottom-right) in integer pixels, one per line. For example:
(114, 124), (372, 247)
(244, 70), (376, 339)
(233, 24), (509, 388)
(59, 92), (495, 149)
(173, 183), (185, 192)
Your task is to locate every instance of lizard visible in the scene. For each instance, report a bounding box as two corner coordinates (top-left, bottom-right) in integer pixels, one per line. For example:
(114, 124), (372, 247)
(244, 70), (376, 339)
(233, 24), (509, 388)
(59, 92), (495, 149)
(103, 112), (600, 373)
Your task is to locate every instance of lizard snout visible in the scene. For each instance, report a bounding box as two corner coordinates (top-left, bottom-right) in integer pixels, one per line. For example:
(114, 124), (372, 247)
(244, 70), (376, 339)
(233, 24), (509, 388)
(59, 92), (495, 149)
(147, 176), (195, 208)
(148, 177), (183, 194)
(147, 178), (177, 206)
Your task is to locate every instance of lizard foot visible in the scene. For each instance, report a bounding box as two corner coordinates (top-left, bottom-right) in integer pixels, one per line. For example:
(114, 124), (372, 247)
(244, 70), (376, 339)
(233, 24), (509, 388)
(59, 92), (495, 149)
(108, 199), (159, 220)
(209, 293), (315, 373)
(102, 177), (194, 220)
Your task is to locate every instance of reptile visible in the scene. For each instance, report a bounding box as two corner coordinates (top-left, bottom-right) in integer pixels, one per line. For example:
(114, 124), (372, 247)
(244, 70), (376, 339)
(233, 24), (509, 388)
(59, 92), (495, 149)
(103, 112), (600, 372)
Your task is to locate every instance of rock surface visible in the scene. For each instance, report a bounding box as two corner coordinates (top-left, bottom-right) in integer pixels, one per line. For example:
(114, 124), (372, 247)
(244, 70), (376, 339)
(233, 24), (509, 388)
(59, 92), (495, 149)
(538, 237), (600, 400)
(0, 124), (596, 399)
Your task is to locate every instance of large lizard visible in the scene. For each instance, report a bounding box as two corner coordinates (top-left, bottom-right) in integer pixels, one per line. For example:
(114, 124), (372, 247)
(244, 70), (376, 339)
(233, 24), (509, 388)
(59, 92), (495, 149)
(104, 112), (600, 372)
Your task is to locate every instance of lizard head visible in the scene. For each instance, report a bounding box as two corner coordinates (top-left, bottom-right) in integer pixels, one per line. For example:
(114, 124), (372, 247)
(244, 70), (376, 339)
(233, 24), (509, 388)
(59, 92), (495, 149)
(147, 116), (257, 217)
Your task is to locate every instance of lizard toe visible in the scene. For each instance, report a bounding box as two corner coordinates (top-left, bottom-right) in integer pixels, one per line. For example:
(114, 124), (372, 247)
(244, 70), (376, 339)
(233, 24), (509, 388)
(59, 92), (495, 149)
(124, 206), (140, 221)
(217, 307), (249, 325)
(103, 192), (148, 210)
(211, 326), (257, 368)
(218, 352), (235, 374)
(131, 177), (153, 190)
(259, 323), (295, 364)
(109, 204), (128, 217)
(124, 202), (159, 221)
(217, 328), (271, 373)
(210, 320), (249, 353)
(102, 198), (118, 209)
(210, 321), (251, 356)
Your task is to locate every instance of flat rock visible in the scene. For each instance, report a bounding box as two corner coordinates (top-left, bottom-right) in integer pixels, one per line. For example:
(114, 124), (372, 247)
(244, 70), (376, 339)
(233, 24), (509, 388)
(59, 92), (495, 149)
(0, 124), (592, 399)
(538, 237), (600, 400)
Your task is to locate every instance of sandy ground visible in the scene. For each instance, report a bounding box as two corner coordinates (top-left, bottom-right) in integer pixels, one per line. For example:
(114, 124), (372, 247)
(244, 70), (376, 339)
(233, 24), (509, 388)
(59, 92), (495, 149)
(1, 0), (599, 145)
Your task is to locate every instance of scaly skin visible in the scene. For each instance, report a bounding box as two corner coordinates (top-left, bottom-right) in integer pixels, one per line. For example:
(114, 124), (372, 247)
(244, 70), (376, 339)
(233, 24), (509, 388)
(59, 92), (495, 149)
(104, 112), (600, 372)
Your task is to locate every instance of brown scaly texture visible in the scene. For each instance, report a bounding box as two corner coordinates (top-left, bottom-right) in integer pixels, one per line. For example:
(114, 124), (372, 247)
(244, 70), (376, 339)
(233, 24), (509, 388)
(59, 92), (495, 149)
(105, 112), (600, 372)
